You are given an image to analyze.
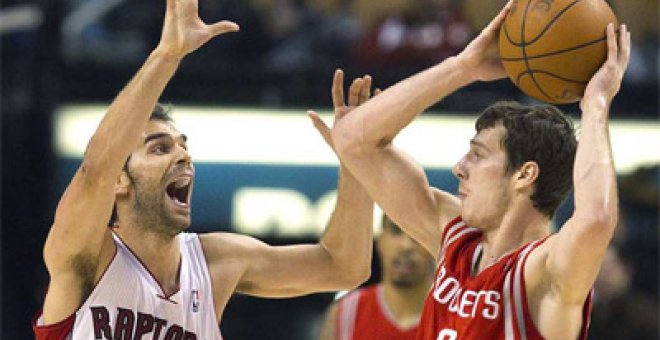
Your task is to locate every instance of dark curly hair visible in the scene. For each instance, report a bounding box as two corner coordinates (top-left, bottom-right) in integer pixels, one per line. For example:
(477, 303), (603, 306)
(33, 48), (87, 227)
(475, 101), (577, 217)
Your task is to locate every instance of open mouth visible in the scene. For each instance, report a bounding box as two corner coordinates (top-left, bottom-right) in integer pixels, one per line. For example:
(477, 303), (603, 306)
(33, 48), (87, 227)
(166, 176), (192, 207)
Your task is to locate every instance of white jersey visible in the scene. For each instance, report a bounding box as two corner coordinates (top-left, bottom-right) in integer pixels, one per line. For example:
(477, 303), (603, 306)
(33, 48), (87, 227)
(34, 232), (221, 340)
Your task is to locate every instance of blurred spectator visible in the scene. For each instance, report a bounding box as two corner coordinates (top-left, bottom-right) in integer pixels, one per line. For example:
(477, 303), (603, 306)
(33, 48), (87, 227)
(353, 0), (471, 69)
(319, 215), (435, 340)
(588, 245), (658, 340)
(618, 165), (659, 297)
(588, 165), (660, 340)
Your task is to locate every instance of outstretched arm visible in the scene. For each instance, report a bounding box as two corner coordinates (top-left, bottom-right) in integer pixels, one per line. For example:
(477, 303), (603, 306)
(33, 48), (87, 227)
(331, 3), (513, 258)
(41, 0), (238, 325)
(202, 72), (374, 298)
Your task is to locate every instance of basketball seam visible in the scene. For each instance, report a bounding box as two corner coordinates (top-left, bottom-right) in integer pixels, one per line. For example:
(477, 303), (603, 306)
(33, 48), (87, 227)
(502, 0), (583, 46)
(515, 69), (589, 85)
(501, 36), (607, 61)
(521, 0), (555, 102)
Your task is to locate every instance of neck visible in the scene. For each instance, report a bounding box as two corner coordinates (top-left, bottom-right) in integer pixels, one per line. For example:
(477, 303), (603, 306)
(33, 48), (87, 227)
(113, 219), (181, 296)
(381, 277), (430, 328)
(478, 203), (550, 272)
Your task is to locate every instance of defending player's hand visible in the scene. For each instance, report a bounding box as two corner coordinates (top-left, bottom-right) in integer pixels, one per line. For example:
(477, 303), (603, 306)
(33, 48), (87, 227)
(308, 69), (380, 151)
(457, 0), (513, 82)
(156, 0), (239, 60)
(581, 23), (631, 111)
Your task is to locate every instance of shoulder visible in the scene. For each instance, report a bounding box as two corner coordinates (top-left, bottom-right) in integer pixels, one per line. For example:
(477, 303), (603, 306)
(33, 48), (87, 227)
(198, 232), (267, 265)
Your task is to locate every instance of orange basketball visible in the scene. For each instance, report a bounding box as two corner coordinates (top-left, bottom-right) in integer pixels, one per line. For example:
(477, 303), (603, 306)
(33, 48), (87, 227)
(499, 0), (617, 104)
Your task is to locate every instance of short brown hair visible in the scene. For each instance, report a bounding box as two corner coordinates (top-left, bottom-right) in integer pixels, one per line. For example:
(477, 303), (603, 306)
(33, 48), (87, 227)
(475, 101), (577, 217)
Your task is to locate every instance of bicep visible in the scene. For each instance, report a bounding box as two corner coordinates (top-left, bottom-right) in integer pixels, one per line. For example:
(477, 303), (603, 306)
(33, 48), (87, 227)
(44, 167), (115, 273)
(237, 243), (355, 297)
(203, 233), (357, 298)
(342, 144), (459, 258)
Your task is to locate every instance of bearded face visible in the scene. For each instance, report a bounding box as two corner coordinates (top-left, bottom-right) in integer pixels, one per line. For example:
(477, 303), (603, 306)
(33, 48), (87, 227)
(117, 120), (194, 236)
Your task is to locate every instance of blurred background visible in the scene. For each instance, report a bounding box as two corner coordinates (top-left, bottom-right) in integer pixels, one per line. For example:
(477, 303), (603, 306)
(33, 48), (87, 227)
(1, 0), (658, 338)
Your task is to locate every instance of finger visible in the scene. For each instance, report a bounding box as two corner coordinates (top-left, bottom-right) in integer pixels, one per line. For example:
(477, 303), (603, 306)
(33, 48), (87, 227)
(348, 78), (363, 107)
(605, 23), (617, 64)
(208, 20), (240, 37)
(358, 75), (372, 104)
(332, 69), (345, 109)
(619, 24), (631, 67)
(374, 88), (382, 96)
(307, 111), (332, 145)
(485, 0), (513, 32)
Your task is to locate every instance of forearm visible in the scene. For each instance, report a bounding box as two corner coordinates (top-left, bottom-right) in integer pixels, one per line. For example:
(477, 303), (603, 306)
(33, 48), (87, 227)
(573, 101), (618, 225)
(84, 49), (181, 176)
(334, 57), (473, 149)
(319, 165), (373, 283)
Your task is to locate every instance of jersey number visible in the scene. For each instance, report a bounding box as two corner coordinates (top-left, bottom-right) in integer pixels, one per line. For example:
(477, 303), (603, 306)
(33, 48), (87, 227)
(437, 328), (458, 340)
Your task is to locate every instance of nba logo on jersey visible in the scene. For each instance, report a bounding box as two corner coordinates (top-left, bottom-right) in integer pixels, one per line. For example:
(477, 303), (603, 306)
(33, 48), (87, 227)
(191, 289), (200, 313)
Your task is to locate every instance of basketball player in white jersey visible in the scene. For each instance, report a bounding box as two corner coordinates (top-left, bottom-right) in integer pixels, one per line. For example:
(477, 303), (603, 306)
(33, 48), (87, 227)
(32, 0), (378, 338)
(317, 1), (632, 338)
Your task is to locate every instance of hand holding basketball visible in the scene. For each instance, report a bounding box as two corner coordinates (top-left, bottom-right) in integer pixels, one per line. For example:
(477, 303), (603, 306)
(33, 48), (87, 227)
(499, 0), (618, 104)
(457, 1), (514, 82)
(581, 23), (631, 111)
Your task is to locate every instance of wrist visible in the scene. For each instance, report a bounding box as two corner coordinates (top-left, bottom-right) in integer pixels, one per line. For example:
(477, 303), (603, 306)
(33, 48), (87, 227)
(150, 46), (185, 64)
(580, 95), (609, 114)
(450, 55), (479, 83)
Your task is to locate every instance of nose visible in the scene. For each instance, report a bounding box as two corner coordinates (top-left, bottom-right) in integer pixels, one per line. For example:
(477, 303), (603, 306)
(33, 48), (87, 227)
(176, 146), (192, 166)
(452, 157), (466, 180)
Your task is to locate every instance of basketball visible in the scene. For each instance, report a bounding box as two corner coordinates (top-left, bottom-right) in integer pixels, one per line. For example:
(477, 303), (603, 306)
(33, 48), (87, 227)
(499, 0), (618, 104)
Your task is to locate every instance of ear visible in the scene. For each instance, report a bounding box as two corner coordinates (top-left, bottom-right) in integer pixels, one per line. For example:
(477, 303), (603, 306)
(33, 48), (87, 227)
(514, 161), (539, 191)
(115, 170), (132, 196)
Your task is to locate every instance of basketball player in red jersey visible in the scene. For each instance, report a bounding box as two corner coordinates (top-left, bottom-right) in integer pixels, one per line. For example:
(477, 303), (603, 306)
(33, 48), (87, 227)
(316, 0), (632, 338)
(318, 214), (435, 340)
(33, 0), (379, 338)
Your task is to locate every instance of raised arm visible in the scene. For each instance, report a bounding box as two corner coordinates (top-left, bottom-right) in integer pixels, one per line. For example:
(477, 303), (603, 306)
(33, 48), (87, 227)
(202, 72), (374, 299)
(331, 3), (513, 258)
(544, 23), (630, 302)
(41, 0), (238, 324)
(524, 23), (631, 338)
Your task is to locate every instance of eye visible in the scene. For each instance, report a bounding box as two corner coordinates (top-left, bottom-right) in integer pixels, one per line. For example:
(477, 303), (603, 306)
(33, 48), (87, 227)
(468, 149), (480, 160)
(151, 143), (170, 154)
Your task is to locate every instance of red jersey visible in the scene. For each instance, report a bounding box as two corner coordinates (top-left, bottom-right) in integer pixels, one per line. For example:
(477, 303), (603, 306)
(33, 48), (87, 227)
(336, 284), (419, 340)
(416, 217), (593, 340)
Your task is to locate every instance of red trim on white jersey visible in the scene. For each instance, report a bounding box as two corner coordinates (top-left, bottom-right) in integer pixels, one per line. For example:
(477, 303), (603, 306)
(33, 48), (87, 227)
(32, 310), (75, 340)
(33, 238), (118, 339)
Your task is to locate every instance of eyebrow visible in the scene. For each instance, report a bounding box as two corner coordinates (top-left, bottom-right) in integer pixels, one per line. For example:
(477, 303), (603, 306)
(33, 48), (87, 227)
(469, 139), (490, 152)
(144, 133), (188, 145)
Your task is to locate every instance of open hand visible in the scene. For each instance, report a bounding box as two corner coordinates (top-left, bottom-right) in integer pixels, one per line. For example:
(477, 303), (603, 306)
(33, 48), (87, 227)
(581, 23), (631, 111)
(307, 69), (380, 151)
(156, 0), (239, 60)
